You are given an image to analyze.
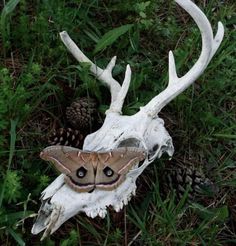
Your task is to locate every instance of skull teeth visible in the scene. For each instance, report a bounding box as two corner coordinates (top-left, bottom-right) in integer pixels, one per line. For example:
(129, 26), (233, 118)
(98, 209), (107, 218)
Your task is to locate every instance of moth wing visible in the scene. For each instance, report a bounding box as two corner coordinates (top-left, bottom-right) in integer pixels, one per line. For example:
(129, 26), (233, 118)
(95, 147), (146, 190)
(40, 146), (84, 174)
(40, 146), (95, 192)
(98, 147), (146, 174)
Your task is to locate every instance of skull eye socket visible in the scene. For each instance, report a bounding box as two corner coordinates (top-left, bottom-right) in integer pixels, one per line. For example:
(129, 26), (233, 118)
(103, 166), (114, 177)
(76, 167), (87, 178)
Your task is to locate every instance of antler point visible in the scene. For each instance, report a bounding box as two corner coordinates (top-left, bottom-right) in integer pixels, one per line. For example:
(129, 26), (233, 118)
(126, 64), (131, 72)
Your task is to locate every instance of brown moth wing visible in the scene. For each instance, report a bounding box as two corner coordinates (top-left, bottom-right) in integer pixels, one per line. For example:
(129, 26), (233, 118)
(40, 146), (95, 192)
(40, 146), (79, 174)
(95, 147), (146, 190)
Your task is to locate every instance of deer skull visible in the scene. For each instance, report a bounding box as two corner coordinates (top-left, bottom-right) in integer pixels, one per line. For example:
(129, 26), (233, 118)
(32, 0), (224, 240)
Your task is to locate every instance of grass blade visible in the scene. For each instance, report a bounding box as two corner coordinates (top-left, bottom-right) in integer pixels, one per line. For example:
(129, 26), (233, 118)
(6, 228), (25, 246)
(94, 24), (133, 54)
(0, 211), (33, 225)
(0, 0), (20, 44)
(213, 133), (236, 140)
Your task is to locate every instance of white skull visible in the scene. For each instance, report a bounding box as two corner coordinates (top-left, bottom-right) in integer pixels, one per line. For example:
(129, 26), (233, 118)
(32, 0), (224, 240)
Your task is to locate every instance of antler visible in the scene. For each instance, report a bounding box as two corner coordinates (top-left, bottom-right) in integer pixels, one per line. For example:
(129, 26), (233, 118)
(60, 0), (224, 117)
(141, 0), (224, 117)
(60, 31), (131, 114)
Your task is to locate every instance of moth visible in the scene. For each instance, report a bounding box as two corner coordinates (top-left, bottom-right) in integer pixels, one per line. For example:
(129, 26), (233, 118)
(40, 146), (146, 192)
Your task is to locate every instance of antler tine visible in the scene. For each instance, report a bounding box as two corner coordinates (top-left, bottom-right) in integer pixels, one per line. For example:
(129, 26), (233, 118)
(141, 0), (224, 117)
(107, 64), (132, 114)
(60, 31), (130, 111)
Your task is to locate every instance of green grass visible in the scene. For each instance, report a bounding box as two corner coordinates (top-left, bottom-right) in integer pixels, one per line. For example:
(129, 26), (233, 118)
(0, 0), (235, 245)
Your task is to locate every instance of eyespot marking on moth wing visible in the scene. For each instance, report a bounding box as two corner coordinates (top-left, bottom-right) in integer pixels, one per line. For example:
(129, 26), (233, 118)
(103, 166), (114, 177)
(76, 167), (87, 178)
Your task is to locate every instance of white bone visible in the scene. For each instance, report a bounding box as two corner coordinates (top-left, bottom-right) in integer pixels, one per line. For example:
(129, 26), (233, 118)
(32, 0), (224, 239)
(142, 0), (224, 117)
(60, 32), (128, 113)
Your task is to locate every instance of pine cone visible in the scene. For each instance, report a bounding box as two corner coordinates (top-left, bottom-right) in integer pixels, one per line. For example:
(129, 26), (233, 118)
(48, 128), (85, 148)
(66, 97), (97, 130)
(162, 164), (218, 202)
